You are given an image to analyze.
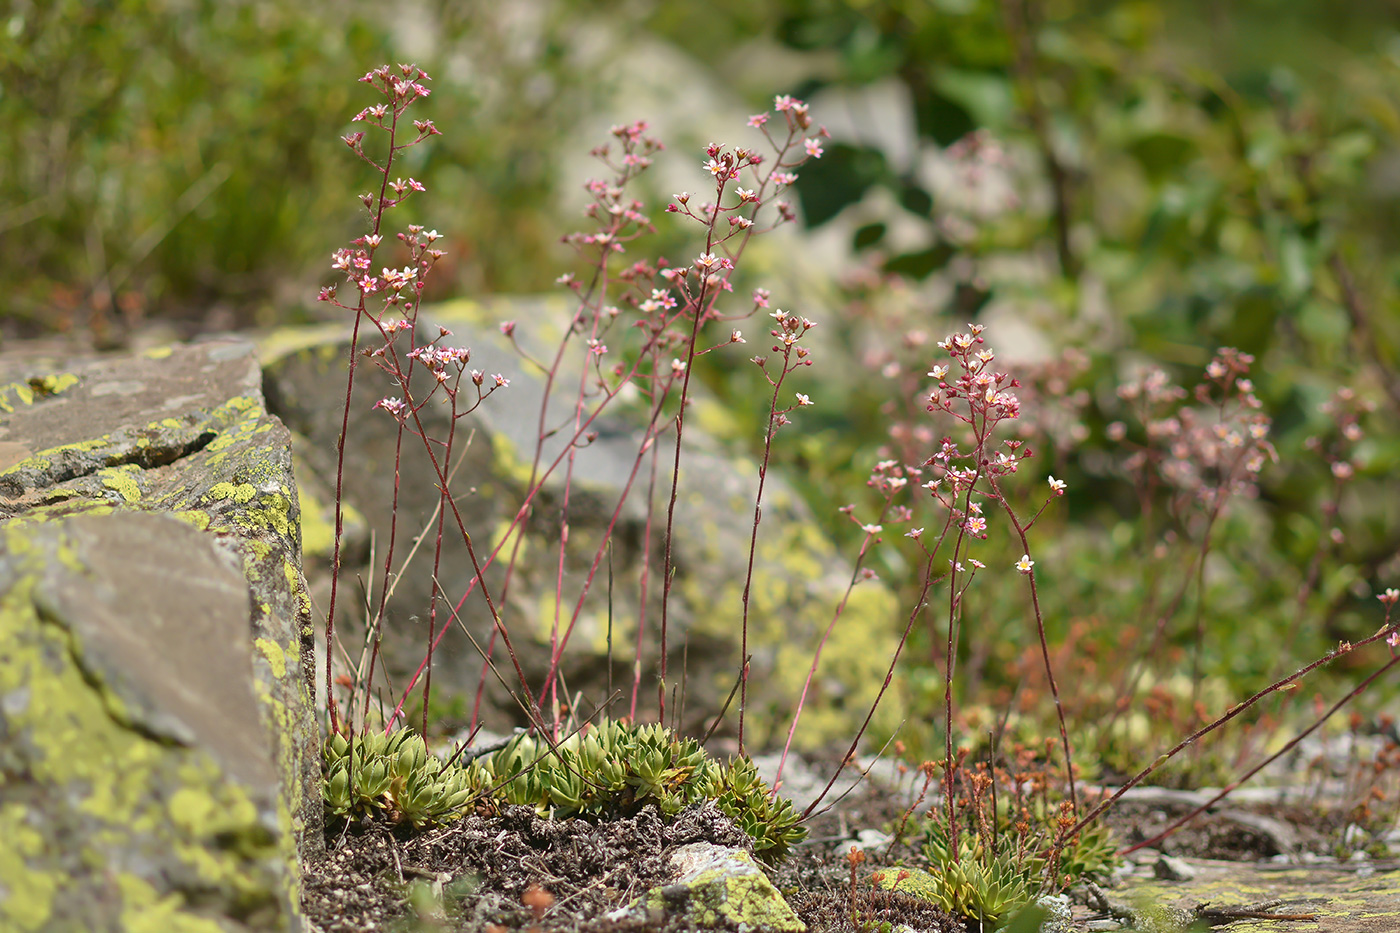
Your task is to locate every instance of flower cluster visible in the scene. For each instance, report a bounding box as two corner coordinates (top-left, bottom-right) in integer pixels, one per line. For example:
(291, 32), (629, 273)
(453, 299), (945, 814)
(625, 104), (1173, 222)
(564, 121), (662, 260)
(752, 309), (818, 435)
(927, 325), (1023, 425)
(667, 94), (827, 243)
(1113, 348), (1276, 510)
(1306, 386), (1373, 482)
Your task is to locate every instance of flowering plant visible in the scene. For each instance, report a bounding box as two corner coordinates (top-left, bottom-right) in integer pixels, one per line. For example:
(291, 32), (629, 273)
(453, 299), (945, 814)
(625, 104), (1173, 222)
(314, 61), (1400, 929)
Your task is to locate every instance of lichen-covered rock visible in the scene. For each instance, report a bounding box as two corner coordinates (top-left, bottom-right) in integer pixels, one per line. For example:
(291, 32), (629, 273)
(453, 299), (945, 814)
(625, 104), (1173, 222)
(0, 339), (318, 931)
(259, 298), (901, 749)
(607, 842), (805, 932)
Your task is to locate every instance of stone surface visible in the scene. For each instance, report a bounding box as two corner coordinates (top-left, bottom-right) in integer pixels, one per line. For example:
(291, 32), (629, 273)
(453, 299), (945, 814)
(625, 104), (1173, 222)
(606, 841), (805, 932)
(0, 338), (319, 931)
(1120, 856), (1400, 933)
(259, 298), (902, 749)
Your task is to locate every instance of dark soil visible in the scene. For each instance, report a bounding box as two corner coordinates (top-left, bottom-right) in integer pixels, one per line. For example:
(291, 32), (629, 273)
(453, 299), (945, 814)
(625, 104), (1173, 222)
(300, 783), (966, 933)
(301, 775), (1394, 932)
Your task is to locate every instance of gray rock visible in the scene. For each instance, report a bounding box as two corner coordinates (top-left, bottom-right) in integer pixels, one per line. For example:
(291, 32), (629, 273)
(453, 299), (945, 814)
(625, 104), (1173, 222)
(260, 300), (903, 749)
(0, 338), (318, 931)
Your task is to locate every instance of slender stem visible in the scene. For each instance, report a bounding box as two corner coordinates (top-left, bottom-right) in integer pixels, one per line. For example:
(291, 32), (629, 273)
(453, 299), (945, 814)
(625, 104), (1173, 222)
(1066, 629), (1393, 840)
(1123, 653), (1399, 855)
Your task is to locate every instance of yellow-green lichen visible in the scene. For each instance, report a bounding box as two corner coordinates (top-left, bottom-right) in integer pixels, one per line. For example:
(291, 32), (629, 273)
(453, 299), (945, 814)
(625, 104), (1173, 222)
(1127, 868), (1400, 932)
(172, 510), (212, 531)
(0, 803), (59, 932)
(203, 396), (266, 465)
(0, 373), (80, 413)
(0, 381), (35, 411)
(677, 515), (900, 749)
(292, 460), (347, 560)
(208, 481), (257, 504)
(490, 430), (536, 488)
(0, 436), (109, 477)
(254, 637), (287, 680)
(99, 465), (143, 503)
(252, 322), (350, 368)
(116, 872), (225, 933)
(643, 857), (805, 932)
(142, 347), (174, 360)
(0, 522), (289, 931)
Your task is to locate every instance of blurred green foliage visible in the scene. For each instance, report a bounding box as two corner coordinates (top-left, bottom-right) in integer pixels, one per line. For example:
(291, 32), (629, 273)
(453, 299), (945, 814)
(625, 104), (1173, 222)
(641, 0), (1400, 755)
(0, 0), (594, 335)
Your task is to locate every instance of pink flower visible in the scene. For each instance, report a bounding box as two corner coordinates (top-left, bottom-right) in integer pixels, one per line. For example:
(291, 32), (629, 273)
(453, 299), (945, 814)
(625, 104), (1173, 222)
(748, 114), (769, 128)
(804, 137), (824, 158)
(373, 397), (406, 417)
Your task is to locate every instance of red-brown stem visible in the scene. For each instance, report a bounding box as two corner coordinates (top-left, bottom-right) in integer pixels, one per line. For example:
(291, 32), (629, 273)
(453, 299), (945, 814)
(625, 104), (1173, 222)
(540, 402), (671, 695)
(774, 500), (895, 792)
(384, 392), (542, 729)
(1066, 629), (1395, 840)
(420, 375), (462, 739)
(327, 86), (412, 736)
(802, 547), (940, 820)
(992, 487), (1077, 816)
(738, 351), (804, 752)
(631, 428), (663, 721)
(1121, 653), (1400, 856)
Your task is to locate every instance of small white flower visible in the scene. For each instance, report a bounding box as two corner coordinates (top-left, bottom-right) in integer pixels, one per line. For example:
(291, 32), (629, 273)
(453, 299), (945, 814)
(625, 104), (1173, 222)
(928, 365), (949, 380)
(1048, 476), (1066, 492)
(861, 523), (883, 535)
(796, 393), (813, 407)
(1016, 554), (1035, 574)
(905, 528), (924, 539)
(969, 559), (985, 569)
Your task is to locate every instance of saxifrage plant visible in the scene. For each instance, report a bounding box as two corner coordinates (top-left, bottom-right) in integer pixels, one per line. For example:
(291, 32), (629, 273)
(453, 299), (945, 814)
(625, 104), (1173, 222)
(313, 59), (1400, 932)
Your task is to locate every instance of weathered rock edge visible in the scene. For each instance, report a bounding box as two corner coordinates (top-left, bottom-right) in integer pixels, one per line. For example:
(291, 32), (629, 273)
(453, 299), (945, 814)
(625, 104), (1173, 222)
(0, 339), (319, 933)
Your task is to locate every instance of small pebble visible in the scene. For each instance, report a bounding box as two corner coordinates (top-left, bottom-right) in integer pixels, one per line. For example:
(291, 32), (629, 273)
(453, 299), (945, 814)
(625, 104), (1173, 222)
(848, 828), (890, 851)
(1154, 854), (1197, 881)
(1085, 921), (1122, 932)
